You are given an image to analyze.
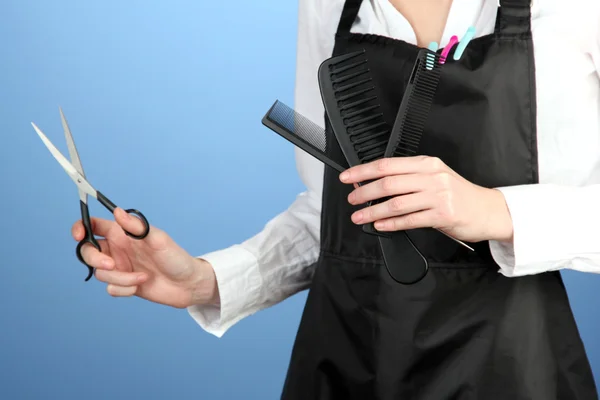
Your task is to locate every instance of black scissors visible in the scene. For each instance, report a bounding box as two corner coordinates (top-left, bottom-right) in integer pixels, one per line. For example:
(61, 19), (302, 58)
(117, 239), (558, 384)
(31, 108), (150, 281)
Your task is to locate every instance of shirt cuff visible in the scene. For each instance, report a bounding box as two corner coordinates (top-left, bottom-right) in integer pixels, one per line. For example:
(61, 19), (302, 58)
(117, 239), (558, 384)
(488, 184), (581, 277)
(187, 245), (263, 338)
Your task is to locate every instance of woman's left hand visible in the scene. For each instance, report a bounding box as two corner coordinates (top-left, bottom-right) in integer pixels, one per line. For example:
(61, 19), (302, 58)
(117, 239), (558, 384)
(340, 156), (514, 243)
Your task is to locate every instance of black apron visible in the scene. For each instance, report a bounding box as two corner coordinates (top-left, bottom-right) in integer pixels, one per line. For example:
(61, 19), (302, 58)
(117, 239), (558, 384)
(281, 0), (598, 399)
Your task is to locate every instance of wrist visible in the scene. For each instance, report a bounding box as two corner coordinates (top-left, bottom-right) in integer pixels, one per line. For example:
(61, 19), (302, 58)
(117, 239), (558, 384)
(188, 257), (220, 308)
(485, 188), (514, 242)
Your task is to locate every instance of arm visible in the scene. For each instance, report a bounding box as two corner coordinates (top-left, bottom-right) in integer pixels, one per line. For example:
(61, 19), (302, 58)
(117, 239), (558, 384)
(187, 170), (322, 337)
(187, 0), (341, 337)
(488, 8), (600, 277)
(490, 184), (600, 277)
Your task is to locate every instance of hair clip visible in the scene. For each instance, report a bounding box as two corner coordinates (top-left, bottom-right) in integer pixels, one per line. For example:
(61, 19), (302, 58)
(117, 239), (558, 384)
(440, 35), (459, 64)
(426, 41), (439, 70)
(453, 26), (476, 60)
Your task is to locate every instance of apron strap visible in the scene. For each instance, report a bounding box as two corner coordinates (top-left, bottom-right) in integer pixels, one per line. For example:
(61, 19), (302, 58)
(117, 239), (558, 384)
(495, 0), (532, 35)
(336, 0), (363, 35)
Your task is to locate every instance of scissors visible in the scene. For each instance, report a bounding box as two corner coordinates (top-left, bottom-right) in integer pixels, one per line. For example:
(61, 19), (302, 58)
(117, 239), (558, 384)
(31, 108), (150, 281)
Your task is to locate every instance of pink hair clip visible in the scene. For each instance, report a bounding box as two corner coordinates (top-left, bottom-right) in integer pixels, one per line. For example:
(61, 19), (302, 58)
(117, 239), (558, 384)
(440, 35), (459, 64)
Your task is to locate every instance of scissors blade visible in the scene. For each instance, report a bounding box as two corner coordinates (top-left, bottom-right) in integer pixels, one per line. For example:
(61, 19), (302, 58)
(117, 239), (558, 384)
(60, 108), (88, 203)
(31, 122), (97, 202)
(60, 108), (85, 177)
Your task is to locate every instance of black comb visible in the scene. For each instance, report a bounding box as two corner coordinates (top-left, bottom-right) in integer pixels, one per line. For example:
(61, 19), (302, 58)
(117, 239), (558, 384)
(318, 50), (431, 285)
(376, 49), (443, 284)
(384, 49), (474, 254)
(378, 49), (473, 283)
(363, 49), (444, 235)
(385, 48), (443, 158)
(261, 100), (347, 173)
(317, 50), (389, 167)
(318, 49), (391, 240)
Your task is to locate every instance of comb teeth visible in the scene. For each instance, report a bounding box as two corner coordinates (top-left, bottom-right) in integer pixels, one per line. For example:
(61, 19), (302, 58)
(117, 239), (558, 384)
(332, 67), (370, 84)
(261, 100), (347, 173)
(328, 50), (368, 69)
(385, 49), (443, 158)
(338, 87), (376, 103)
(332, 60), (368, 77)
(318, 50), (390, 166)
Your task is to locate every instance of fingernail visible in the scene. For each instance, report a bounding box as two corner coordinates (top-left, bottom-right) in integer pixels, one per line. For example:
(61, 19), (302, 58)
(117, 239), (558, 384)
(352, 211), (363, 223)
(374, 221), (386, 230)
(348, 192), (356, 204)
(340, 172), (349, 182)
(137, 274), (146, 283)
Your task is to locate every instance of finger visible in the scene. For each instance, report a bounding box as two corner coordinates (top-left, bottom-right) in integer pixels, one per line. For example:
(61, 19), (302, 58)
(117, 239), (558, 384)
(95, 269), (148, 287)
(79, 240), (115, 270)
(106, 284), (138, 297)
(340, 156), (445, 183)
(72, 220), (85, 241)
(71, 217), (115, 240)
(351, 193), (433, 224)
(373, 210), (438, 232)
(114, 208), (147, 237)
(348, 174), (429, 205)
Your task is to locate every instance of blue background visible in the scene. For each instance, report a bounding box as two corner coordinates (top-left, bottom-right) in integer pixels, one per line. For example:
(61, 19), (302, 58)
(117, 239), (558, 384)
(1, 1), (599, 399)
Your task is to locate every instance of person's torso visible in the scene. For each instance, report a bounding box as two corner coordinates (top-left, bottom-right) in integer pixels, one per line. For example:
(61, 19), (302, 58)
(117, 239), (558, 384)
(281, 3), (600, 398)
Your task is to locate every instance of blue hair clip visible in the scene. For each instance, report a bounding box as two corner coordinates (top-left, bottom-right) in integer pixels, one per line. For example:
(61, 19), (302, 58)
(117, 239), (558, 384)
(426, 42), (439, 70)
(453, 26), (476, 60)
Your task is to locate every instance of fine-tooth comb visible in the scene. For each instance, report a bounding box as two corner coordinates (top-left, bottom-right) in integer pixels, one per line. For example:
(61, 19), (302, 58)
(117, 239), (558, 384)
(261, 100), (347, 173)
(379, 48), (473, 284)
(377, 48), (443, 284)
(318, 49), (434, 285)
(384, 49), (473, 254)
(385, 48), (443, 158)
(363, 48), (445, 235)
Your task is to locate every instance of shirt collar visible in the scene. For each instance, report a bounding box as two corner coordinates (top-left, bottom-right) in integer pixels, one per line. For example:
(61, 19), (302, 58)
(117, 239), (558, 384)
(372, 0), (498, 45)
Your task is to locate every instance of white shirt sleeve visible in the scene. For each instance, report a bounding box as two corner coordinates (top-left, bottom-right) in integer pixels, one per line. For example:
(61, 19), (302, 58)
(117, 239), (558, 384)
(187, 0), (342, 337)
(490, 184), (600, 277)
(489, 7), (600, 277)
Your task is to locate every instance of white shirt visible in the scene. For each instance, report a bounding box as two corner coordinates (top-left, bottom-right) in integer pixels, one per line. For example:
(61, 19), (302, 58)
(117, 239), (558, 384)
(189, 0), (600, 337)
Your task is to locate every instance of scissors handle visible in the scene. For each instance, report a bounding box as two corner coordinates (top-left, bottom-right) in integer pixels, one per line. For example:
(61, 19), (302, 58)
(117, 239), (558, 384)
(97, 191), (150, 239)
(76, 201), (99, 281)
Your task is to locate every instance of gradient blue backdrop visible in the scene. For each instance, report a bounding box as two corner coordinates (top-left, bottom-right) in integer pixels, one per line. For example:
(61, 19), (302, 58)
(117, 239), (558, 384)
(1, 1), (599, 399)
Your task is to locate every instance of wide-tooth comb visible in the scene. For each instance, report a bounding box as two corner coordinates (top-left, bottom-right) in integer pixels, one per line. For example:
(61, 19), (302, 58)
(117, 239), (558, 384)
(318, 50), (390, 167)
(318, 50), (433, 285)
(318, 50), (392, 240)
(261, 100), (347, 173)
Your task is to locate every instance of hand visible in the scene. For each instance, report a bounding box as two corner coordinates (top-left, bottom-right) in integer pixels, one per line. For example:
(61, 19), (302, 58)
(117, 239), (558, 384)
(71, 208), (219, 309)
(339, 156), (514, 243)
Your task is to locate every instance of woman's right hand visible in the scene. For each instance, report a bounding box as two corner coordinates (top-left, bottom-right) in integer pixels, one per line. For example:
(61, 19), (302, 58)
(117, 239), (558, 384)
(71, 207), (219, 309)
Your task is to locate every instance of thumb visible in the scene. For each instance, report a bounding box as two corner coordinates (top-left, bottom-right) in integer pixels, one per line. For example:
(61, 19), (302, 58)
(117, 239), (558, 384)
(114, 207), (147, 237)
